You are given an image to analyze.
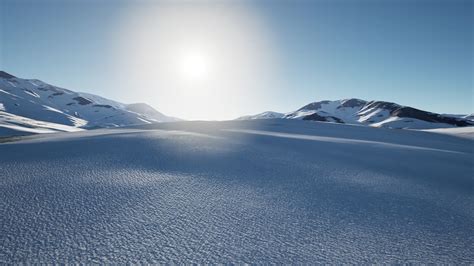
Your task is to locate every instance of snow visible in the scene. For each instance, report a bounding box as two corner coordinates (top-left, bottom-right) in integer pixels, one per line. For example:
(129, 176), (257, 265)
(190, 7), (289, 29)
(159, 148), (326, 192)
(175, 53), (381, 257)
(371, 116), (454, 129)
(136, 116), (152, 124)
(0, 89), (15, 96)
(284, 99), (364, 124)
(244, 99), (472, 130)
(285, 109), (317, 119)
(0, 119), (472, 263)
(423, 126), (474, 139)
(464, 114), (474, 121)
(357, 107), (391, 123)
(0, 75), (177, 134)
(224, 128), (463, 153)
(7, 81), (17, 87)
(0, 123), (58, 134)
(23, 89), (40, 98)
(237, 111), (284, 120)
(0, 111), (83, 136)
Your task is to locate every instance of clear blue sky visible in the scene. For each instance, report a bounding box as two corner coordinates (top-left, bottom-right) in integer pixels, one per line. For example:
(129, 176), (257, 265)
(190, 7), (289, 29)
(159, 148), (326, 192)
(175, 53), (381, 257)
(1, 0), (472, 119)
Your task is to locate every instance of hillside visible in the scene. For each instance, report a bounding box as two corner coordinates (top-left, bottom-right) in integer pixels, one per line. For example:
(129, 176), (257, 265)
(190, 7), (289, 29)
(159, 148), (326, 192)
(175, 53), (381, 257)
(241, 99), (473, 129)
(0, 71), (177, 136)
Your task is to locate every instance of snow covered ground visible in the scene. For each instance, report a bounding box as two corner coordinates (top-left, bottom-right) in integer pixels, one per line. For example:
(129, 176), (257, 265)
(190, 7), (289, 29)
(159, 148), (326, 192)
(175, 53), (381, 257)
(0, 119), (472, 263)
(423, 126), (474, 139)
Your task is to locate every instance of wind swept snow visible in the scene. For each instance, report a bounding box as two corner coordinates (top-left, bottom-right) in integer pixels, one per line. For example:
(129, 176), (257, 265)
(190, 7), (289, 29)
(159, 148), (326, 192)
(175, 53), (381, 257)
(0, 120), (473, 263)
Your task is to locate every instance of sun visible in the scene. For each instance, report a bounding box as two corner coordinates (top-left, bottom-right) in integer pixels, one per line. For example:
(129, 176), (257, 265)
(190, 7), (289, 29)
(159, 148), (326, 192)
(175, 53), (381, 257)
(178, 50), (212, 81)
(117, 2), (277, 119)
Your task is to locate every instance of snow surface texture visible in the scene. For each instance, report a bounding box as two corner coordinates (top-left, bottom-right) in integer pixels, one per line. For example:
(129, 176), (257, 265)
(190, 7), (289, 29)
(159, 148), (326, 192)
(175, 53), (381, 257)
(243, 99), (473, 129)
(0, 71), (178, 136)
(0, 119), (473, 263)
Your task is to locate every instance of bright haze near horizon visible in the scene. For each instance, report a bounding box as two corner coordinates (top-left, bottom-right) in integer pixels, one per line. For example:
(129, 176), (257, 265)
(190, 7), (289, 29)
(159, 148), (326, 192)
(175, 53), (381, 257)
(0, 0), (472, 120)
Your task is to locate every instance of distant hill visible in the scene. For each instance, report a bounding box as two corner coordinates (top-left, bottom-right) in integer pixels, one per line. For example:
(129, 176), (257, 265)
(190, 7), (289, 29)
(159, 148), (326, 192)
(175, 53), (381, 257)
(0, 71), (178, 136)
(239, 98), (473, 130)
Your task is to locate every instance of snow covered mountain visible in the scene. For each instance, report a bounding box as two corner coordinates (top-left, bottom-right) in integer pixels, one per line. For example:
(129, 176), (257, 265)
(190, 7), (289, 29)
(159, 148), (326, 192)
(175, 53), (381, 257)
(241, 98), (473, 129)
(0, 71), (178, 136)
(237, 111), (284, 120)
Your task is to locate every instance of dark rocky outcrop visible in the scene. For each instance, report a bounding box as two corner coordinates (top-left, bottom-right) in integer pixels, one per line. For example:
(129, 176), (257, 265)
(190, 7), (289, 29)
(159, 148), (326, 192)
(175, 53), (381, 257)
(0, 71), (16, 79)
(93, 104), (113, 109)
(391, 107), (472, 127)
(339, 98), (366, 108)
(73, 97), (93, 105)
(359, 101), (401, 113)
(302, 113), (344, 123)
(298, 100), (331, 111)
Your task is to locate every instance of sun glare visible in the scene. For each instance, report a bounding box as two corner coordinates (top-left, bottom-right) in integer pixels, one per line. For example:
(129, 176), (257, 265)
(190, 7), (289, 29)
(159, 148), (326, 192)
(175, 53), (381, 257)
(178, 50), (211, 81)
(116, 3), (277, 120)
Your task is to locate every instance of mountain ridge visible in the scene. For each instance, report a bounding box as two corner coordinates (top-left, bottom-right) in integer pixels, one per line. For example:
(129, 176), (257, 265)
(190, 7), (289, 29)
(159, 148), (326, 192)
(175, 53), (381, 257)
(239, 98), (473, 129)
(0, 71), (178, 136)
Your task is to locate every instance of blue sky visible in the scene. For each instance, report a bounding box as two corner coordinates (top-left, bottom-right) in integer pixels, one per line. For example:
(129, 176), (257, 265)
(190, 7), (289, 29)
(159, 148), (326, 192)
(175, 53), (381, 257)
(1, 0), (472, 119)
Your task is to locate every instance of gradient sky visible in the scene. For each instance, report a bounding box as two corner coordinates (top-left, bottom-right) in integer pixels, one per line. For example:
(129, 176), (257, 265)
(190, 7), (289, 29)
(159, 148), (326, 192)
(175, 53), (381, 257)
(1, 0), (472, 119)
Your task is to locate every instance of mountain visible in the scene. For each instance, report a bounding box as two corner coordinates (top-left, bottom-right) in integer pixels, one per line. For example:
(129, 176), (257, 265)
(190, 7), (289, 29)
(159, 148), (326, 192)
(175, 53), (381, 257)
(236, 111), (284, 120)
(0, 71), (177, 136)
(125, 103), (181, 122)
(241, 98), (473, 129)
(463, 114), (474, 121)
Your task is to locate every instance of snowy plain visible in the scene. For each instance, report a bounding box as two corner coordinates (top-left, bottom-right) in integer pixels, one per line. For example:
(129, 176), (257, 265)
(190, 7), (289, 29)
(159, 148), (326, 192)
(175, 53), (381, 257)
(0, 119), (473, 263)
